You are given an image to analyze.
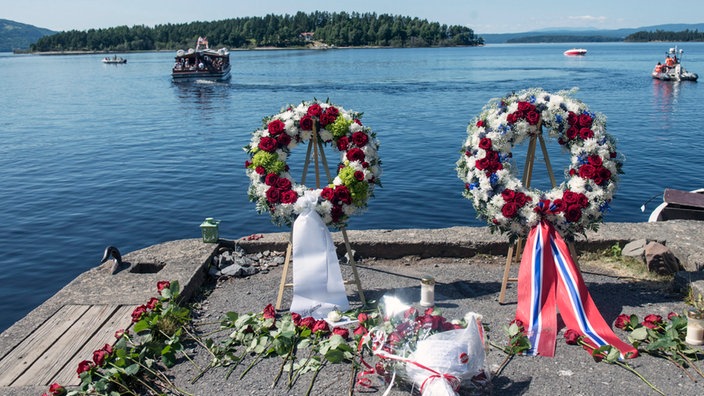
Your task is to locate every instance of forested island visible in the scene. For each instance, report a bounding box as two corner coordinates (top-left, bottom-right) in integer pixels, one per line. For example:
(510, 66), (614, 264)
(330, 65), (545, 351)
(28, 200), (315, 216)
(625, 29), (704, 42)
(30, 11), (483, 52)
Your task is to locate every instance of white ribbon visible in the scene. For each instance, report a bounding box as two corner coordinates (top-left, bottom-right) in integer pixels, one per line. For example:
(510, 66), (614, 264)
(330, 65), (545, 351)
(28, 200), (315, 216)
(289, 192), (349, 318)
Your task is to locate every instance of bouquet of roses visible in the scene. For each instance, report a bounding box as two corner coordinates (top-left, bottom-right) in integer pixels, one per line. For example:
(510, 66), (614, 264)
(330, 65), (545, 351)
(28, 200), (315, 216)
(357, 296), (490, 396)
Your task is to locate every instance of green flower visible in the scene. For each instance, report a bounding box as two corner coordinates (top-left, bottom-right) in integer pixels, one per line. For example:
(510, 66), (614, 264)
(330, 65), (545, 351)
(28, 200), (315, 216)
(252, 151), (286, 174)
(328, 117), (352, 139)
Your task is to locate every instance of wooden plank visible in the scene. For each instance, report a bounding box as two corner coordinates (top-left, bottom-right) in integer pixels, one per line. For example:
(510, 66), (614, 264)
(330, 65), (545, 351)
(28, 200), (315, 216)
(664, 188), (704, 209)
(12, 305), (115, 386)
(51, 305), (136, 386)
(0, 304), (90, 386)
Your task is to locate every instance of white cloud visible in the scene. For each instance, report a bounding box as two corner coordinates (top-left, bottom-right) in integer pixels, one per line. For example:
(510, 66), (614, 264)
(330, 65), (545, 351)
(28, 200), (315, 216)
(567, 15), (608, 23)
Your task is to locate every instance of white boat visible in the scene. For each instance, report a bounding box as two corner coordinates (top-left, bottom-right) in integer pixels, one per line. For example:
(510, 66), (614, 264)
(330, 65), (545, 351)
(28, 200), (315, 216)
(648, 188), (704, 222)
(102, 56), (127, 64)
(651, 47), (698, 82)
(172, 37), (231, 81)
(563, 48), (587, 56)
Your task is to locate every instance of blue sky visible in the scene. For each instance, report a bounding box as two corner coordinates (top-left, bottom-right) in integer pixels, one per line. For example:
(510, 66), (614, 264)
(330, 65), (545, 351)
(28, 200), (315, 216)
(5, 0), (704, 34)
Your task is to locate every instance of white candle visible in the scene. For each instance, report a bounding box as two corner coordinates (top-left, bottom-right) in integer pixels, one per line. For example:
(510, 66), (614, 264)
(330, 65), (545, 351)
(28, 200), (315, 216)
(420, 275), (435, 307)
(685, 309), (704, 346)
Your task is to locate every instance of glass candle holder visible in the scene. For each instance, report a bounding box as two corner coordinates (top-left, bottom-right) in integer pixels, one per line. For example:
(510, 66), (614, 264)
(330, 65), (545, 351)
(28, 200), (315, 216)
(685, 309), (704, 346)
(420, 275), (435, 307)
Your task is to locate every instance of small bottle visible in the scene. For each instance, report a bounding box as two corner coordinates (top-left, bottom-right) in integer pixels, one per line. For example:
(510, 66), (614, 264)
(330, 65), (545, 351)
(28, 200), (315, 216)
(685, 309), (704, 346)
(420, 275), (435, 307)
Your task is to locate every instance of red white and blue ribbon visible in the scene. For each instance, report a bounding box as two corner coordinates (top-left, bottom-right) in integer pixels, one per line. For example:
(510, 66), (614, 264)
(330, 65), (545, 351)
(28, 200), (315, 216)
(516, 220), (637, 358)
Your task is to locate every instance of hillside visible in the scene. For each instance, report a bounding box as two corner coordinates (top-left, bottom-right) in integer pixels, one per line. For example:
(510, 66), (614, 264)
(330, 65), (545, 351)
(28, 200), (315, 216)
(0, 19), (55, 52)
(481, 23), (704, 44)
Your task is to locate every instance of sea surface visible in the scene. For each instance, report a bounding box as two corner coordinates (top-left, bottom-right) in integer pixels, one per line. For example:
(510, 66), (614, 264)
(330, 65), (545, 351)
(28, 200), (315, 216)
(2, 42), (704, 332)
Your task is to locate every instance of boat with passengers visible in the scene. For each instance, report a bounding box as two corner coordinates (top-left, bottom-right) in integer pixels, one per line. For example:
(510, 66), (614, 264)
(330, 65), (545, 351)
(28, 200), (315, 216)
(172, 37), (231, 81)
(652, 46), (698, 82)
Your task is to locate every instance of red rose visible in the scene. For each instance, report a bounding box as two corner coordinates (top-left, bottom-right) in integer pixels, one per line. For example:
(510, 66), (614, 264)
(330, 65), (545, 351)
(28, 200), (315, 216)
(332, 327), (349, 339)
(474, 158), (487, 170)
(157, 280), (171, 292)
(579, 128), (594, 140)
(267, 119), (285, 136)
(526, 110), (540, 125)
(324, 106), (339, 119)
(564, 204), (583, 222)
(506, 112), (518, 124)
(319, 111), (337, 126)
(334, 185), (352, 204)
(258, 136), (278, 152)
(93, 349), (109, 366)
(587, 155), (603, 167)
(131, 305), (147, 323)
(353, 325), (368, 336)
(643, 314), (663, 325)
(277, 133), (291, 147)
(357, 312), (369, 323)
(562, 191), (580, 204)
(578, 164), (597, 180)
(312, 320), (330, 334)
(552, 198), (566, 213)
(280, 190), (298, 204)
(517, 101), (532, 112)
(346, 147), (365, 162)
(76, 360), (94, 375)
(565, 126), (579, 140)
(597, 167), (611, 183)
(351, 131), (369, 147)
(299, 316), (316, 330)
(564, 329), (581, 345)
(501, 202), (520, 218)
(48, 383), (66, 396)
(354, 171), (365, 181)
(331, 205), (344, 222)
(515, 192), (531, 206)
(667, 312), (678, 321)
(263, 303), (276, 319)
(614, 314), (630, 330)
(510, 319), (524, 331)
(484, 150), (499, 161)
(255, 166), (266, 175)
(114, 329), (126, 339)
(336, 136), (350, 151)
(275, 177), (292, 190)
(578, 113), (593, 128)
(642, 320), (658, 330)
(265, 187), (281, 204)
(299, 115), (314, 130)
(567, 111), (578, 126)
(264, 173), (279, 186)
(476, 120), (485, 127)
(291, 312), (302, 326)
(307, 103), (322, 117)
(501, 189), (516, 202)
(578, 193), (589, 208)
(478, 137), (492, 150)
(320, 186), (336, 201)
(146, 297), (159, 310)
(101, 343), (113, 354)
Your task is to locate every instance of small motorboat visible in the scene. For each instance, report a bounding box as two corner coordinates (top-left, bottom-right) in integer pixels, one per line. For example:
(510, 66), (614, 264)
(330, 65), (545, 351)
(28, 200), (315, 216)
(652, 47), (698, 81)
(563, 48), (587, 56)
(648, 188), (704, 222)
(172, 36), (231, 81)
(102, 56), (127, 64)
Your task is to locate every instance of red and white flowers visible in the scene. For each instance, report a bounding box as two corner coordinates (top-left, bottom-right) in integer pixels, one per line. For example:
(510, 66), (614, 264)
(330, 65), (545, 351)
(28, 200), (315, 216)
(457, 88), (623, 240)
(245, 100), (382, 227)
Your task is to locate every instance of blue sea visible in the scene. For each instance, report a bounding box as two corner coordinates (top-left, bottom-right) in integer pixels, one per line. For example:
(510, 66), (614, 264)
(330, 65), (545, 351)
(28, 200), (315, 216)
(2, 42), (704, 332)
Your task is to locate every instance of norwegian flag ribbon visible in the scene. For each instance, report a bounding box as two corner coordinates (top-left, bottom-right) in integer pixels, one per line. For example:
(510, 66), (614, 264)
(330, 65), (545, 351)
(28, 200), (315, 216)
(516, 220), (637, 358)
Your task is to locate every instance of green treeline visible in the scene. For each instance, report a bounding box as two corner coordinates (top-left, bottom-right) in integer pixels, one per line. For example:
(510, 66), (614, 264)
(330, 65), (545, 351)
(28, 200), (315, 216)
(30, 11), (483, 52)
(625, 29), (704, 42)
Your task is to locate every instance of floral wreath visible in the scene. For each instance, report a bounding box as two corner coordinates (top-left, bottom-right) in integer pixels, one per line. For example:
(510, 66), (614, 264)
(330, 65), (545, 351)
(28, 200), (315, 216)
(245, 100), (382, 227)
(456, 88), (623, 241)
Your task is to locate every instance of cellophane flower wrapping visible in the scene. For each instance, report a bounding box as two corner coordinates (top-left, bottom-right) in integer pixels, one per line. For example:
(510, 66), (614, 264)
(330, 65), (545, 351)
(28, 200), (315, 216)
(364, 296), (490, 396)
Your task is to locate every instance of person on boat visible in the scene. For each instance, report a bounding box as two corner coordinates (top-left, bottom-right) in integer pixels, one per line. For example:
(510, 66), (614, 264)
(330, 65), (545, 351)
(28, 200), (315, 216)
(654, 62), (663, 73)
(666, 56), (676, 67)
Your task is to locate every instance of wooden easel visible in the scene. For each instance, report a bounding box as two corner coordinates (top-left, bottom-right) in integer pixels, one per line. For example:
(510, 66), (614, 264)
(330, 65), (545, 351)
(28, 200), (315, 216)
(498, 122), (579, 304)
(275, 121), (366, 310)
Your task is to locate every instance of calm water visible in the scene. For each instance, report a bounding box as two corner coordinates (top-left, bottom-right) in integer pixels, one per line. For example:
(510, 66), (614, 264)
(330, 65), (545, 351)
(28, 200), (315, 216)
(2, 43), (704, 332)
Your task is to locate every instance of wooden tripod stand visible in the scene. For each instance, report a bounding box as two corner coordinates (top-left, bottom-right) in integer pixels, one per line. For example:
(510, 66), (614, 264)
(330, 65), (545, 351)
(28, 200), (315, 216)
(497, 124), (579, 304)
(274, 122), (366, 310)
